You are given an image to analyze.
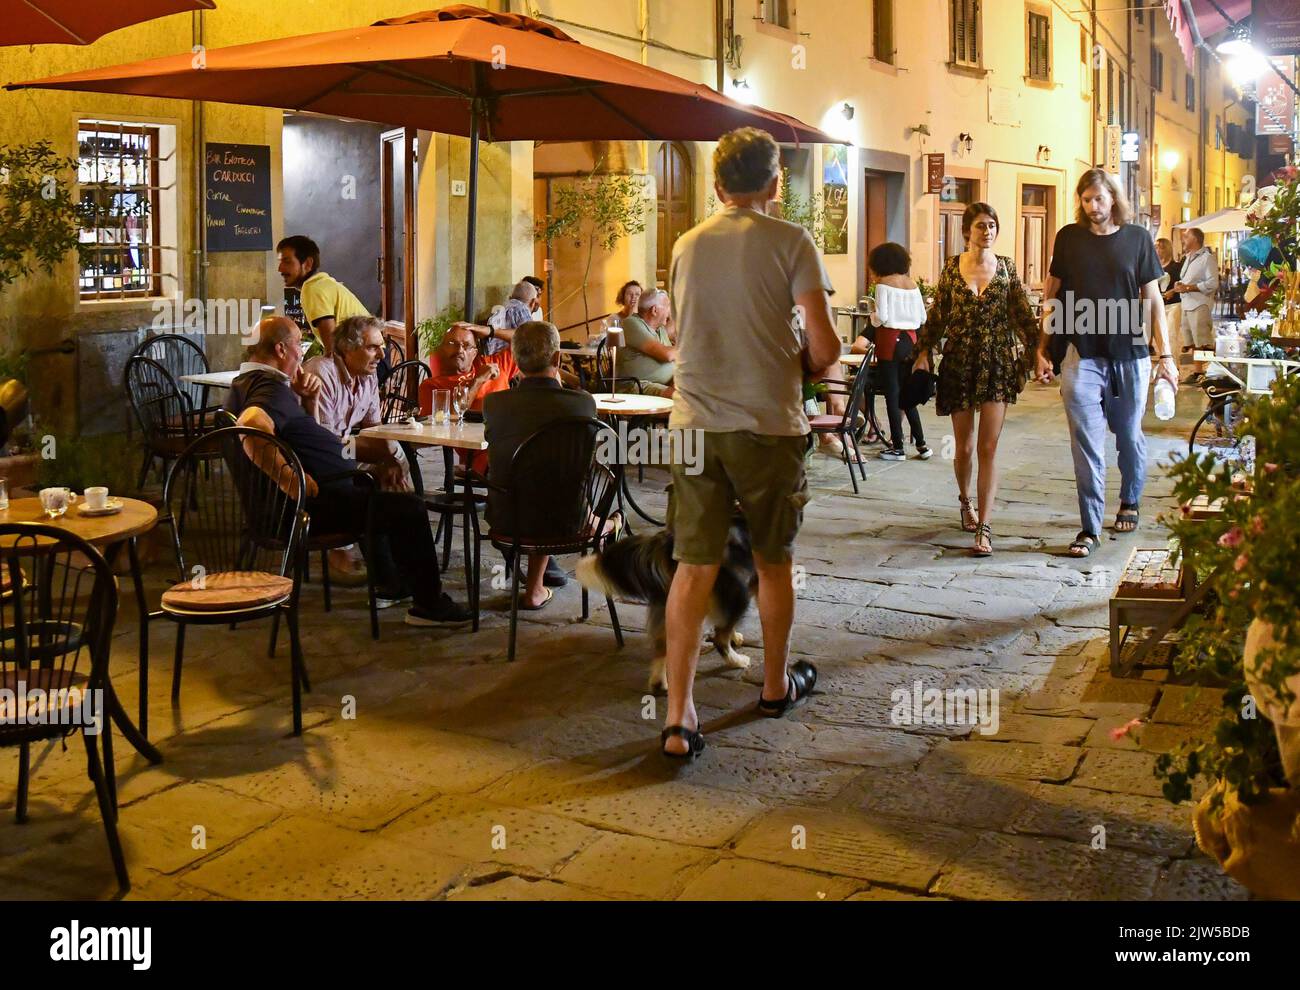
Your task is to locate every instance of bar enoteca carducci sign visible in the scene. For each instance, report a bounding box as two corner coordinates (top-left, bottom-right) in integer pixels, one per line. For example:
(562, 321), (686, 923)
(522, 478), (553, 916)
(205, 142), (273, 252)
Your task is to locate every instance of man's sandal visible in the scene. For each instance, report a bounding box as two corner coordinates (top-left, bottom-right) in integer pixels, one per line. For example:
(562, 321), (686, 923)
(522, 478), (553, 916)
(660, 725), (705, 760)
(973, 523), (993, 557)
(1114, 504), (1140, 533)
(757, 660), (818, 718)
(959, 496), (978, 533)
(1068, 532), (1100, 558)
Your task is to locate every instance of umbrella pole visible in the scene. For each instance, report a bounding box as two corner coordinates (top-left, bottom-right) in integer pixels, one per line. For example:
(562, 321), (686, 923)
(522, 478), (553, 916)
(463, 101), (480, 320)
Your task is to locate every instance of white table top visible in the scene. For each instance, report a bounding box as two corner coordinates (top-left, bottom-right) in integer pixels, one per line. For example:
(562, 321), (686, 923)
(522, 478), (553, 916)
(179, 370), (240, 388)
(1193, 350), (1300, 367)
(839, 352), (869, 367)
(359, 419), (488, 451)
(590, 392), (674, 415)
(560, 347), (598, 359)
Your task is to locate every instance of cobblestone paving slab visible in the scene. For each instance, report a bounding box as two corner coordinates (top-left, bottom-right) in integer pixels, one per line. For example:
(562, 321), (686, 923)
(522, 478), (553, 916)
(552, 832), (715, 898)
(676, 858), (864, 900)
(731, 806), (977, 890)
(1152, 858), (1252, 901)
(1008, 782), (1196, 856)
(932, 831), (1162, 900)
(181, 815), (470, 900)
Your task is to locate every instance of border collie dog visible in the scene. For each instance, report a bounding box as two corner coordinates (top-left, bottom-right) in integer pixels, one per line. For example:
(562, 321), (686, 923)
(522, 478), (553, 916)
(576, 520), (756, 692)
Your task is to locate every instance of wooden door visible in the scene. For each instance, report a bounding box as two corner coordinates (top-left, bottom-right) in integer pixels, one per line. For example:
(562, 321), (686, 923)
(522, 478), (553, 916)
(654, 142), (693, 287)
(863, 171), (888, 285)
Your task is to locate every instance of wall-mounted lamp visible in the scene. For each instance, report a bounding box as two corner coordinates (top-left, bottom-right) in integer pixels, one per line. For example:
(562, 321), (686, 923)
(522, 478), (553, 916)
(957, 132), (974, 156)
(1036, 144), (1052, 163)
(731, 77), (750, 90)
(1160, 149), (1180, 172)
(841, 102), (855, 120)
(908, 123), (931, 138)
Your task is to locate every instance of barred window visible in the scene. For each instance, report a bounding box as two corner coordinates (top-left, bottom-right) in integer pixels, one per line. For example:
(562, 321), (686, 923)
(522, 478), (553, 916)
(950, 0), (981, 68)
(77, 120), (174, 301)
(1028, 10), (1051, 82)
(1150, 45), (1163, 93)
(1185, 73), (1196, 112)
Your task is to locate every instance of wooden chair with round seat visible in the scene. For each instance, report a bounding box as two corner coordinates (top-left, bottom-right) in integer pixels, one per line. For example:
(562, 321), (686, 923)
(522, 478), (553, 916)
(0, 523), (129, 890)
(154, 426), (312, 735)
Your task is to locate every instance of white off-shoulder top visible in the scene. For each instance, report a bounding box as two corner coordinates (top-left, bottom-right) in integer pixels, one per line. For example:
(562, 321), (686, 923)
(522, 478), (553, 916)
(869, 283), (927, 330)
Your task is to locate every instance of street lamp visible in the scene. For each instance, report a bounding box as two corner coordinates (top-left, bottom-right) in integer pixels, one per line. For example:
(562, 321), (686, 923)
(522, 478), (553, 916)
(1160, 149), (1180, 172)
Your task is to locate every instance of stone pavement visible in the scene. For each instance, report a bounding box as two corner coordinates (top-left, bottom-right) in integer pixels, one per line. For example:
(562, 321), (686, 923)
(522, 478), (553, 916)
(0, 381), (1248, 901)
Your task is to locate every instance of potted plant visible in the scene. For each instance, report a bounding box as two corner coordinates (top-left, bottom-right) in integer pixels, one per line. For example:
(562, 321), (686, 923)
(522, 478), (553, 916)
(416, 304), (463, 357)
(1157, 370), (1300, 898)
(534, 162), (650, 333)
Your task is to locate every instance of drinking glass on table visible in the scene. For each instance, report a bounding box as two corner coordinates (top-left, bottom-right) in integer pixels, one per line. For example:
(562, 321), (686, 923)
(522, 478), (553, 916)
(39, 487), (72, 519)
(0, 478), (8, 511)
(432, 389), (451, 425)
(451, 385), (469, 423)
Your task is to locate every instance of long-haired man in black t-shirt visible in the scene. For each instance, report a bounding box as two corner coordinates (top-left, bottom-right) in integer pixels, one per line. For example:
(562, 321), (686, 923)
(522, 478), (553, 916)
(1034, 169), (1179, 558)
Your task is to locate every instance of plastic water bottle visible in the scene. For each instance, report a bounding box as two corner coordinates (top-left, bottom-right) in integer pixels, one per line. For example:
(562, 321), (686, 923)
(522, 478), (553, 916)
(1154, 379), (1176, 421)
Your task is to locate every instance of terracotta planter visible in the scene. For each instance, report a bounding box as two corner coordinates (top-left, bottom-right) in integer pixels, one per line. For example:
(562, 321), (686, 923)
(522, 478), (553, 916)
(1243, 618), (1300, 787)
(1194, 782), (1300, 900)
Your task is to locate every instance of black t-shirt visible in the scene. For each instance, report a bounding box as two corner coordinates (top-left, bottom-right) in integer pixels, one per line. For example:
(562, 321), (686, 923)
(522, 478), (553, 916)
(226, 370), (357, 485)
(1047, 223), (1164, 361)
(1163, 258), (1182, 306)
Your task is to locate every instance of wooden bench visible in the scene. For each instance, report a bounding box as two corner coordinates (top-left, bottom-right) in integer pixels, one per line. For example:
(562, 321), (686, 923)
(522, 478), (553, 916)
(1109, 546), (1190, 675)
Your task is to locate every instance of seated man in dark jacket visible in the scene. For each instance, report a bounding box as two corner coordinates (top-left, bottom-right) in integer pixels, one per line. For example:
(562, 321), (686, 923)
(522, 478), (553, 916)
(227, 317), (471, 626)
(483, 321), (598, 609)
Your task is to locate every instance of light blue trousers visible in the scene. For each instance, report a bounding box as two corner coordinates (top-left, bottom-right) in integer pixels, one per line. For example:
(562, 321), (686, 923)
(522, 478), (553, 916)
(1059, 354), (1150, 537)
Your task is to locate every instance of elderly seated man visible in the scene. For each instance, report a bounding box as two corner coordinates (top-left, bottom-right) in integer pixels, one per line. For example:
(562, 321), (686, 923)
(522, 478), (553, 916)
(303, 314), (409, 490)
(420, 323), (518, 418)
(618, 288), (676, 397)
(484, 321), (601, 609)
(228, 316), (472, 625)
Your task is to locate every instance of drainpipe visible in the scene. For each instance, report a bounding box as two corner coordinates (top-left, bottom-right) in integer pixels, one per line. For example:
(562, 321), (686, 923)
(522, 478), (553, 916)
(715, 0), (725, 92)
(192, 10), (207, 311)
(1090, 0), (1097, 166)
(1198, 49), (1208, 215)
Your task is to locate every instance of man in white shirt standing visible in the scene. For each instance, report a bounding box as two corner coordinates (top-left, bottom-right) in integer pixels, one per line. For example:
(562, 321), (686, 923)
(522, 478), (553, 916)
(1173, 227), (1219, 380)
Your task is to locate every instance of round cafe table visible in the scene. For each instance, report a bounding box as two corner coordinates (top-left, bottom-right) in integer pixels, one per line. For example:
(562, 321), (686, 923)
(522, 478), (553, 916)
(2, 497), (163, 768)
(589, 393), (674, 527)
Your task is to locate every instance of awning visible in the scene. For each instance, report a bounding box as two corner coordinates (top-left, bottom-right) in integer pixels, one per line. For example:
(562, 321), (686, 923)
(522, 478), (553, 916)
(1165, 0), (1252, 68)
(1174, 207), (1250, 232)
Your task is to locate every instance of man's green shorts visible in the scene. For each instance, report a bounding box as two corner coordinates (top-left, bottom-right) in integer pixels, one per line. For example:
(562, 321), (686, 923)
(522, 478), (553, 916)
(667, 431), (810, 565)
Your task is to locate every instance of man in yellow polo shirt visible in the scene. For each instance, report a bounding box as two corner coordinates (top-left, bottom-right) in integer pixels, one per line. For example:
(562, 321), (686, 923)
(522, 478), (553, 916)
(276, 235), (370, 354)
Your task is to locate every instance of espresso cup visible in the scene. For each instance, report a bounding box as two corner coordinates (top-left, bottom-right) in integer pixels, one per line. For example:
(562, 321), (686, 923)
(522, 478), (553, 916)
(84, 486), (110, 511)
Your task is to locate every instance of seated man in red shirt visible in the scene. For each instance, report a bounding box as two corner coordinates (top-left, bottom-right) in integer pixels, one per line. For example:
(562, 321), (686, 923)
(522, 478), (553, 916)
(419, 323), (517, 416)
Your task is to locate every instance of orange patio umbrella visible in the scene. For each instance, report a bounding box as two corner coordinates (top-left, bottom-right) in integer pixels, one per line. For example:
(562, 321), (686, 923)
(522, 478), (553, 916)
(1, 0), (216, 47)
(8, 5), (839, 315)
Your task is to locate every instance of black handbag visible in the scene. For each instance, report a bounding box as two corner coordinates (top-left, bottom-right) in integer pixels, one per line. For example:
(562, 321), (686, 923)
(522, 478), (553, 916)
(900, 368), (937, 408)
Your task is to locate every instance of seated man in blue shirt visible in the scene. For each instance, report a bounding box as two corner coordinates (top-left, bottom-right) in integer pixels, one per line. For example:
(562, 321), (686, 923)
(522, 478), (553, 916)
(227, 317), (471, 626)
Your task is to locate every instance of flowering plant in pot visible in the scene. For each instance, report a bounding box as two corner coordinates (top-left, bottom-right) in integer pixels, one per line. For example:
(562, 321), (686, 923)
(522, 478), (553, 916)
(1157, 372), (1300, 897)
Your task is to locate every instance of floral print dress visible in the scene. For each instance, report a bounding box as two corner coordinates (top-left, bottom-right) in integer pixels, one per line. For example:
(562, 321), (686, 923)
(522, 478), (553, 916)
(920, 254), (1040, 416)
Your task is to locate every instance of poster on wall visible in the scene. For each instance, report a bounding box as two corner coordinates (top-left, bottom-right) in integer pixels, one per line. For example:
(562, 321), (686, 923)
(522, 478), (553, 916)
(1255, 0), (1300, 56)
(205, 143), (273, 252)
(822, 145), (849, 255)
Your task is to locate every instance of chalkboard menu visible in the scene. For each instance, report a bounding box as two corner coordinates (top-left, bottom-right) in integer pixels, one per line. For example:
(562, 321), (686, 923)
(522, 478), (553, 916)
(283, 287), (309, 333)
(205, 143), (272, 252)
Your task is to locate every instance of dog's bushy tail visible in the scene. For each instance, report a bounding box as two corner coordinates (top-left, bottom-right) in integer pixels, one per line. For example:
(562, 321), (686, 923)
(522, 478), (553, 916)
(574, 531), (674, 604)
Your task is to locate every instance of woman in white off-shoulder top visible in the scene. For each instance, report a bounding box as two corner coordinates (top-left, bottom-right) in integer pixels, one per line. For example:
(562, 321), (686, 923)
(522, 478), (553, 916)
(851, 243), (930, 461)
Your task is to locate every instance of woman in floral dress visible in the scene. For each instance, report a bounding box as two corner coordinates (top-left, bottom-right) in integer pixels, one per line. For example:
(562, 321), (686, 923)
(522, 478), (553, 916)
(914, 202), (1039, 555)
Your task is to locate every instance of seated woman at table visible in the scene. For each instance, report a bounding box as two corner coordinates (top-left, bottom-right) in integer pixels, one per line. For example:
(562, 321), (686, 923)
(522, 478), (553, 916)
(852, 242), (930, 462)
(614, 280), (642, 321)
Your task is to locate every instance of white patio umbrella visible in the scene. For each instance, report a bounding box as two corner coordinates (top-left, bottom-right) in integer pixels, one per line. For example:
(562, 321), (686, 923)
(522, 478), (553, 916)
(1174, 207), (1249, 233)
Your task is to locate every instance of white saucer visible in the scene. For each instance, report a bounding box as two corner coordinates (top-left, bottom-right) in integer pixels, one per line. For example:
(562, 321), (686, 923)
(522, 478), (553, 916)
(78, 498), (124, 517)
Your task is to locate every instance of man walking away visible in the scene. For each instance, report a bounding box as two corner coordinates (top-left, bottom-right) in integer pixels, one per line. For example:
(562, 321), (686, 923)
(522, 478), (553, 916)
(661, 127), (841, 758)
